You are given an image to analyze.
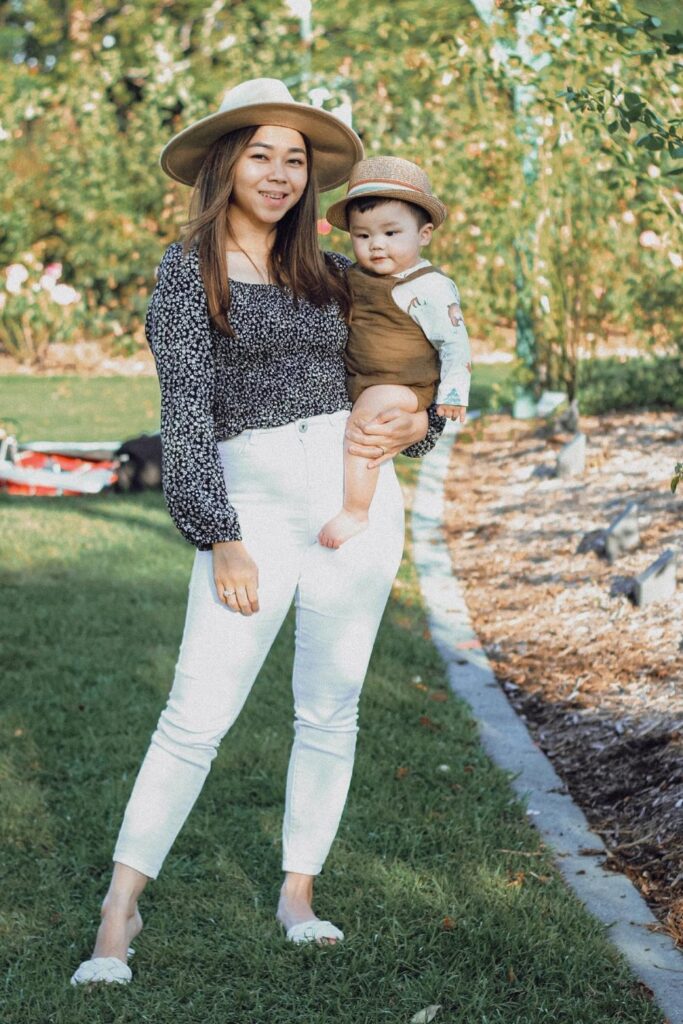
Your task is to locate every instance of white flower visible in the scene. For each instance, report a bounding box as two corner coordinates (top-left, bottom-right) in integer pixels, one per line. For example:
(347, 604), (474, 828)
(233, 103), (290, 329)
(540, 294), (551, 314)
(469, 225), (481, 236)
(622, 210), (636, 224)
(216, 34), (237, 52)
(51, 284), (81, 306)
(639, 230), (661, 249)
(668, 252), (683, 269)
(0, 125), (9, 142)
(5, 263), (29, 294)
(39, 274), (56, 291)
(647, 164), (660, 179)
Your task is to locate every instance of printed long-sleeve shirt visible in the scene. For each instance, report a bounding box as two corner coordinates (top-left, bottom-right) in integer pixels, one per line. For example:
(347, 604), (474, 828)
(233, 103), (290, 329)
(145, 242), (446, 549)
(392, 259), (472, 406)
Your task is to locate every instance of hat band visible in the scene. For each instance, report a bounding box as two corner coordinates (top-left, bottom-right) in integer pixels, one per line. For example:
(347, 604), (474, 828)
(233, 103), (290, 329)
(346, 180), (430, 199)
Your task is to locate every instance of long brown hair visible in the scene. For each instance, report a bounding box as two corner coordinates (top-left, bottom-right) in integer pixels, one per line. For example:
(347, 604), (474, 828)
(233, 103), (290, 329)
(180, 127), (349, 335)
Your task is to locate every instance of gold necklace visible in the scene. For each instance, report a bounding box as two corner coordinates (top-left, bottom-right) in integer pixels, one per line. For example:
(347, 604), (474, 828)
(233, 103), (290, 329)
(226, 237), (271, 284)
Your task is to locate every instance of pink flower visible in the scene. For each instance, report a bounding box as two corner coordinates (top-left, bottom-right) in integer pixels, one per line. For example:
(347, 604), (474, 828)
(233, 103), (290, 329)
(44, 262), (63, 279)
(317, 218), (332, 236)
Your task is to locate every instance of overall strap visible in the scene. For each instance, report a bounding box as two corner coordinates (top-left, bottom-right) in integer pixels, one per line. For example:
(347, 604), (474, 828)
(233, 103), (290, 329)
(398, 264), (448, 284)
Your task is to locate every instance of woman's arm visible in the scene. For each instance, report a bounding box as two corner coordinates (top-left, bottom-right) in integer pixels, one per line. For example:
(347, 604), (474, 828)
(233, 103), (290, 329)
(146, 243), (241, 550)
(346, 403), (446, 468)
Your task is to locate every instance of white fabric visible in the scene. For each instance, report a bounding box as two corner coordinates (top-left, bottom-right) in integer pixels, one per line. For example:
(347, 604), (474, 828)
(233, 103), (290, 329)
(392, 262), (472, 407)
(70, 957), (132, 986)
(286, 919), (345, 944)
(113, 411), (405, 880)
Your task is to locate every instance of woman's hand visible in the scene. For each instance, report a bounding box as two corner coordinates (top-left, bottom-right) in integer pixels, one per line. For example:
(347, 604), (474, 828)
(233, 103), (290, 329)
(212, 540), (259, 615)
(346, 407), (429, 468)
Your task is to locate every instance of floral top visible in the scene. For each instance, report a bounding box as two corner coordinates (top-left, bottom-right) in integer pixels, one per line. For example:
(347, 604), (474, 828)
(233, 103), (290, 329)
(145, 242), (445, 550)
(392, 259), (472, 407)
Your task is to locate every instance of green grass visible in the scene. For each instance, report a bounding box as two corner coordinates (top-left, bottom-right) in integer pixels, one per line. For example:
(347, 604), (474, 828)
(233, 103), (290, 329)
(0, 377), (662, 1023)
(467, 362), (513, 414)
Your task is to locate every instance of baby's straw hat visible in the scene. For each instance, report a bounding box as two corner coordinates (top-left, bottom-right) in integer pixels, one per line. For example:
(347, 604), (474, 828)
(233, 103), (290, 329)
(160, 78), (364, 193)
(325, 156), (447, 230)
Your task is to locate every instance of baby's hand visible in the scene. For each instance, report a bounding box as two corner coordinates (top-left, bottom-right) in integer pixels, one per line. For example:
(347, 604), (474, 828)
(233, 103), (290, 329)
(436, 404), (467, 423)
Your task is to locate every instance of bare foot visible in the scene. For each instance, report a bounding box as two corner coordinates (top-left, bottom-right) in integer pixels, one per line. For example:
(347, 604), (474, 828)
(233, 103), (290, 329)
(92, 896), (143, 962)
(318, 509), (369, 549)
(276, 879), (339, 946)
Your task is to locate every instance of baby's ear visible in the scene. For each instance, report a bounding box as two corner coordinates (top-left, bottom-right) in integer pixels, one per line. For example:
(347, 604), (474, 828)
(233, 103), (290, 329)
(420, 222), (434, 245)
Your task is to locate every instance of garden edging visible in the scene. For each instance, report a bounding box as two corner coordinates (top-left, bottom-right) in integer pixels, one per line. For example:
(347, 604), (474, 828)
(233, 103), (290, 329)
(412, 416), (683, 1024)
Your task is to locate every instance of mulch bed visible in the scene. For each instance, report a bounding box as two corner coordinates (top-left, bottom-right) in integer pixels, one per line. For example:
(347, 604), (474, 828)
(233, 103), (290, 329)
(443, 411), (683, 947)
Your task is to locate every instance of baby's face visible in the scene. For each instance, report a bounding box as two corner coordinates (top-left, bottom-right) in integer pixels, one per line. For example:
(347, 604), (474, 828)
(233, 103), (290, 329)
(348, 200), (433, 276)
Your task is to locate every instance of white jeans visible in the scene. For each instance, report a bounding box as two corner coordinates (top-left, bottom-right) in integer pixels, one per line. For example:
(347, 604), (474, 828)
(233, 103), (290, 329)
(113, 410), (405, 879)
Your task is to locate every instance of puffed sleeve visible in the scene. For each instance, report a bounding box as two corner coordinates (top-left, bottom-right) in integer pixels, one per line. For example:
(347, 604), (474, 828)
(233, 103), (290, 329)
(145, 242), (242, 550)
(401, 403), (446, 458)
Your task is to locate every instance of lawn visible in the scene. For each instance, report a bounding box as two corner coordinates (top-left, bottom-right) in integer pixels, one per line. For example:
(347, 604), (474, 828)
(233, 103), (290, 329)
(0, 376), (662, 1023)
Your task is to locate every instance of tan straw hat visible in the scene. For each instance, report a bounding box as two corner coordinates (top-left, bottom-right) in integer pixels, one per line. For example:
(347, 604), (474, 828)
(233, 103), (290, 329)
(160, 77), (364, 192)
(326, 156), (447, 230)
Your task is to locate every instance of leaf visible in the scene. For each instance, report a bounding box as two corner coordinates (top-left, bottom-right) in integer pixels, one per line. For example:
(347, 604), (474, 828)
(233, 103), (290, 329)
(410, 1005), (442, 1024)
(419, 715), (442, 731)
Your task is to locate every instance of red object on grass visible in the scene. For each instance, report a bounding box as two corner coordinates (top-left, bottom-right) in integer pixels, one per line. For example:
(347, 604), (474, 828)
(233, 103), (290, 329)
(0, 450), (118, 496)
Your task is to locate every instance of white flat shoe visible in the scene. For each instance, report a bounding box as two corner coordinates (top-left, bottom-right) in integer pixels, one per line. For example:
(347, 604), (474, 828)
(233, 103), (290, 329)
(70, 947), (135, 986)
(285, 919), (344, 945)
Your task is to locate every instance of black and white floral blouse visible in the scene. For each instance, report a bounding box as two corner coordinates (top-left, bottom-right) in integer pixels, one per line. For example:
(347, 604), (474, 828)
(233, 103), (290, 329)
(145, 241), (445, 550)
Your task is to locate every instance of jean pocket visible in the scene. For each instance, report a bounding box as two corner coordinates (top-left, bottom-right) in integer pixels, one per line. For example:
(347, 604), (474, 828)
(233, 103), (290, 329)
(217, 431), (251, 463)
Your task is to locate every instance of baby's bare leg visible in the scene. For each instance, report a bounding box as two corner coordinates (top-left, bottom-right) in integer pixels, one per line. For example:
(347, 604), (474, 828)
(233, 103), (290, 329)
(318, 385), (419, 549)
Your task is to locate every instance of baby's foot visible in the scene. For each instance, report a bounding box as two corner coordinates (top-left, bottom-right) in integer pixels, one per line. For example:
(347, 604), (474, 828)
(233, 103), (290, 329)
(318, 510), (369, 549)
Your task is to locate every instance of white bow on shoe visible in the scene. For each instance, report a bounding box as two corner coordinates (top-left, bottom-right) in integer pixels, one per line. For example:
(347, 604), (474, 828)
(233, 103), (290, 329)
(285, 919), (344, 944)
(70, 947), (135, 986)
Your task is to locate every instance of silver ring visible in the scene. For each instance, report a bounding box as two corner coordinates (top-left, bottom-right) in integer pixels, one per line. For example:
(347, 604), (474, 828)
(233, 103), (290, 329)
(223, 588), (236, 597)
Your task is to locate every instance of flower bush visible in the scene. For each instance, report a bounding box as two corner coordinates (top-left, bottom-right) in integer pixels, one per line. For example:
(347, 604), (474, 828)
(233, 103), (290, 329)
(0, 256), (86, 364)
(0, 0), (679, 382)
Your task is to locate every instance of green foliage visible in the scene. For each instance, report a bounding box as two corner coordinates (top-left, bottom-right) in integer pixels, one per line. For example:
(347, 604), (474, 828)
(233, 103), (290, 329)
(0, 255), (85, 364)
(0, 0), (680, 384)
(576, 354), (683, 413)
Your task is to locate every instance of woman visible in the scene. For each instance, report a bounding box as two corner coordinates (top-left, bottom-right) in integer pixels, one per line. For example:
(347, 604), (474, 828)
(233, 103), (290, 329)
(71, 78), (444, 985)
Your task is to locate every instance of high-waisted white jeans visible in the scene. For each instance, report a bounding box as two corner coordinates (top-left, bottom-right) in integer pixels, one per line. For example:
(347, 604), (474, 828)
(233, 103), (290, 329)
(113, 410), (405, 879)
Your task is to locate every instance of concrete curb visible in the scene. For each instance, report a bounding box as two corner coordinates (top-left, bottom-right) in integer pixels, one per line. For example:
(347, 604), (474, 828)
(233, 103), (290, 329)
(412, 417), (683, 1024)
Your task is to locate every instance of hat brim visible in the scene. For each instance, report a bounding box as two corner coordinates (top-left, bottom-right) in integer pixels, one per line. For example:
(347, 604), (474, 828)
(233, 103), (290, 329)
(326, 186), (447, 231)
(160, 102), (363, 193)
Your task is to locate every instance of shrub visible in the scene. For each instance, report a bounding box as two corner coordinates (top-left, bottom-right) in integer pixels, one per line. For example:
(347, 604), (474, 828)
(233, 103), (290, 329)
(577, 356), (683, 415)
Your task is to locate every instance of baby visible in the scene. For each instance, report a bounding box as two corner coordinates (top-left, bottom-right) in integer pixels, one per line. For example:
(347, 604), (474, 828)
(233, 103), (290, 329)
(318, 156), (472, 548)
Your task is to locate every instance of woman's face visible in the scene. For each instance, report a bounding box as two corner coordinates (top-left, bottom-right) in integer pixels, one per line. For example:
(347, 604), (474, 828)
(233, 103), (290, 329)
(230, 125), (309, 226)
